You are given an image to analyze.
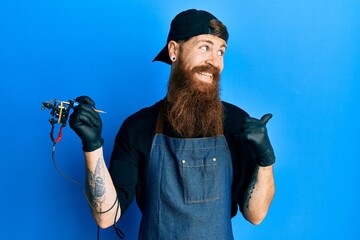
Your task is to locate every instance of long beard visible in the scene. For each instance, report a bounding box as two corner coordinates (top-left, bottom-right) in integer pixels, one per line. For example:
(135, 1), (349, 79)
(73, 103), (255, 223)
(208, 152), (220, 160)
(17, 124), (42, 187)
(166, 59), (224, 138)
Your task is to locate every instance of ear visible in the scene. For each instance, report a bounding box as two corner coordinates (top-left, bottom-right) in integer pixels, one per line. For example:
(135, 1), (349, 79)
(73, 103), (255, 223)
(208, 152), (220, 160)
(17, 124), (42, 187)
(168, 40), (179, 60)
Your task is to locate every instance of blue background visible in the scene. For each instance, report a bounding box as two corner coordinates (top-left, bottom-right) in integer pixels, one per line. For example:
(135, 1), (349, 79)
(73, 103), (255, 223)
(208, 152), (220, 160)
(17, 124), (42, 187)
(1, 0), (359, 239)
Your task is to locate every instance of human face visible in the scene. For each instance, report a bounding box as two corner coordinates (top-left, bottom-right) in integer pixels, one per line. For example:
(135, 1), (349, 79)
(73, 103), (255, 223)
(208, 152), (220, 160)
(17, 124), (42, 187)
(178, 34), (227, 85)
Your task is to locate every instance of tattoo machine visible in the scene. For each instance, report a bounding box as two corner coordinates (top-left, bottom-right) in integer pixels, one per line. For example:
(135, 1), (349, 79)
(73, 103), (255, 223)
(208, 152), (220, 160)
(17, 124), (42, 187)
(41, 99), (105, 143)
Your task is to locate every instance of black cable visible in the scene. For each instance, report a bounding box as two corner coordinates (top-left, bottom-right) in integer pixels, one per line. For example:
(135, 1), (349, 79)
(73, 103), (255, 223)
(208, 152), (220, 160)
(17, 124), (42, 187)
(113, 199), (125, 239)
(52, 142), (86, 189)
(97, 225), (100, 240)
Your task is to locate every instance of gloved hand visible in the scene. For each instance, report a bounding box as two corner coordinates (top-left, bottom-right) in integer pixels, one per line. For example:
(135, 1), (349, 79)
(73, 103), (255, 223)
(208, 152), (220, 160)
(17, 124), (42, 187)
(69, 96), (104, 152)
(242, 114), (275, 167)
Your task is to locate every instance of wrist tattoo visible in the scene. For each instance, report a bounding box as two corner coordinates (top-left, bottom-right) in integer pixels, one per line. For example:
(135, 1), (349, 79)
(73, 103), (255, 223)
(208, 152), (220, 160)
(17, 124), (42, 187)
(244, 166), (259, 210)
(86, 158), (106, 213)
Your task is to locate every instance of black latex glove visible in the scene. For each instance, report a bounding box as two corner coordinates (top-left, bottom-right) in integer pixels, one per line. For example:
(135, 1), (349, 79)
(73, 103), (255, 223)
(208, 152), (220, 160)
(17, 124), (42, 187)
(69, 96), (104, 152)
(242, 114), (275, 167)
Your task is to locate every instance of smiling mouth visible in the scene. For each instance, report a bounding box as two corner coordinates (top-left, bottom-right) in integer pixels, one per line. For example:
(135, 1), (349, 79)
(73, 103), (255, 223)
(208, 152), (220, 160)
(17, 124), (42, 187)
(196, 71), (213, 83)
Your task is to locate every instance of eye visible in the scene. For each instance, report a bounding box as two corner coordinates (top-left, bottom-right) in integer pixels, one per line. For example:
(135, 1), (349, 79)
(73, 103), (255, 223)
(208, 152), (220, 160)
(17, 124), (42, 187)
(200, 45), (209, 51)
(217, 50), (225, 56)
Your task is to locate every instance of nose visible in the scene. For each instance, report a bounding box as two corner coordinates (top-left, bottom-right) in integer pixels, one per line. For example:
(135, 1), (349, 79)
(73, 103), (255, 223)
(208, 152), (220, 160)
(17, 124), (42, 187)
(205, 51), (222, 71)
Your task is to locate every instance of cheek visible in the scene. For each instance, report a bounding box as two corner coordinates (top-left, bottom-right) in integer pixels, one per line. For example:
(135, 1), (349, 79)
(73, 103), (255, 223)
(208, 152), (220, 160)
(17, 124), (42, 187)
(182, 53), (205, 69)
(218, 57), (225, 71)
(219, 62), (224, 72)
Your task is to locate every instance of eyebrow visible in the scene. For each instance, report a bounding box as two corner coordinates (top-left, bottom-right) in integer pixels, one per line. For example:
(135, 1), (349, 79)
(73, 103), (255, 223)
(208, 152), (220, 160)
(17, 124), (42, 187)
(196, 39), (227, 49)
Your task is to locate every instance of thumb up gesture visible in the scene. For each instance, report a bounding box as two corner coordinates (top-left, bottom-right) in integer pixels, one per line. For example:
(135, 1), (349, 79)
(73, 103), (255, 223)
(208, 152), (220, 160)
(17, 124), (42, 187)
(242, 114), (275, 167)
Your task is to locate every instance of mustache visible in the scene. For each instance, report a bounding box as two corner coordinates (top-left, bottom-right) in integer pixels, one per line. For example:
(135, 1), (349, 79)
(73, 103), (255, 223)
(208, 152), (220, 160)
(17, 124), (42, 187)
(191, 64), (220, 80)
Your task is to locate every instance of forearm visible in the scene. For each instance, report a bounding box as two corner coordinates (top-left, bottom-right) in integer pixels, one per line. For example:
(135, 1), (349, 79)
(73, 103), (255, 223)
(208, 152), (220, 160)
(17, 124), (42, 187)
(243, 165), (275, 225)
(84, 147), (121, 228)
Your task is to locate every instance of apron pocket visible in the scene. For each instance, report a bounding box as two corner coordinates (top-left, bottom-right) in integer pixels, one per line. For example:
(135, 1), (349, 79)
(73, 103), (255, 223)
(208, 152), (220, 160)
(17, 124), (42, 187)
(181, 156), (220, 204)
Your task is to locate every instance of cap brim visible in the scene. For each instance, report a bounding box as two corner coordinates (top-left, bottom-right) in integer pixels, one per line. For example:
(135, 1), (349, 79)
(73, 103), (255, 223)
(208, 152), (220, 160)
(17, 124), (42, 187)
(152, 45), (171, 65)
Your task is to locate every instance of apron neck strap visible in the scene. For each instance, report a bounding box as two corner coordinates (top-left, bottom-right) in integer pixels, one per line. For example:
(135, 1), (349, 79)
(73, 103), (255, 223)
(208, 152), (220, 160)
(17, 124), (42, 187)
(155, 102), (165, 134)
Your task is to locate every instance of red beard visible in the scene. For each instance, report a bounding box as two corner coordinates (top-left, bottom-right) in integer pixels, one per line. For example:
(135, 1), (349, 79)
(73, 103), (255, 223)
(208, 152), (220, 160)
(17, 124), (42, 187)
(166, 58), (224, 138)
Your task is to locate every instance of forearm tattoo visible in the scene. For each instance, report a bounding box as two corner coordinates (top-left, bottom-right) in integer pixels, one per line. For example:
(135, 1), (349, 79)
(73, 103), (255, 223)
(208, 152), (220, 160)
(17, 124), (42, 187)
(86, 158), (106, 213)
(244, 166), (259, 210)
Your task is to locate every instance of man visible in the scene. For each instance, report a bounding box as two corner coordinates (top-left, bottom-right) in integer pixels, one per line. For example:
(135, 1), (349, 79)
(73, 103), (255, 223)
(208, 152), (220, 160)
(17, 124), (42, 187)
(69, 9), (275, 239)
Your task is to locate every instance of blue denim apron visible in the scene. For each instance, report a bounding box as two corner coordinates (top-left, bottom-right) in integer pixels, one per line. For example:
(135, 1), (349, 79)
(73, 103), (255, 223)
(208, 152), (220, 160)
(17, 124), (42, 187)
(138, 106), (234, 240)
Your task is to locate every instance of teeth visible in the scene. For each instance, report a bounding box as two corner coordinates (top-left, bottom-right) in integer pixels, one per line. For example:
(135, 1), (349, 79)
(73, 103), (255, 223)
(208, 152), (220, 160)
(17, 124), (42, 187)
(199, 72), (212, 78)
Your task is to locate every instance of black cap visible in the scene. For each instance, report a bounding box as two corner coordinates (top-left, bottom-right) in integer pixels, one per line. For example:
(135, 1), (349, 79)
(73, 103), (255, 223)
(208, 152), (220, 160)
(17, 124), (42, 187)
(153, 9), (223, 65)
